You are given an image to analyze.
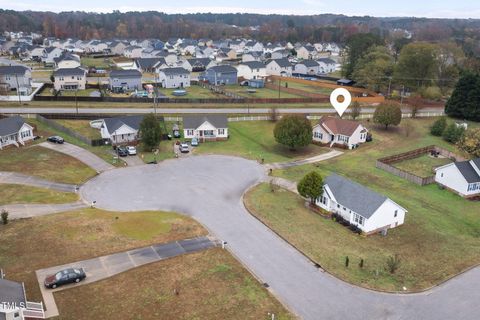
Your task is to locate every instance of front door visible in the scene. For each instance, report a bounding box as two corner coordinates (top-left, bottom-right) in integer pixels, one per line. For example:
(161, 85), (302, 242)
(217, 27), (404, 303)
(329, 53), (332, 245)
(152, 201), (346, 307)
(331, 134), (335, 142)
(199, 131), (203, 137)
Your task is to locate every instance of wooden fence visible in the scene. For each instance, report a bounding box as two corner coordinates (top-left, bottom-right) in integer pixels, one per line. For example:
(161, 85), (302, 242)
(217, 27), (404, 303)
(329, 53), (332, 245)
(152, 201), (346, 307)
(376, 145), (465, 186)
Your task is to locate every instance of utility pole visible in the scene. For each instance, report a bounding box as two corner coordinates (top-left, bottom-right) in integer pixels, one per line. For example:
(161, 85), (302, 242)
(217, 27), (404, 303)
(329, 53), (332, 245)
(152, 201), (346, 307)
(75, 89), (79, 115)
(400, 85), (405, 105)
(15, 73), (21, 105)
(278, 78), (281, 99)
(387, 76), (392, 98)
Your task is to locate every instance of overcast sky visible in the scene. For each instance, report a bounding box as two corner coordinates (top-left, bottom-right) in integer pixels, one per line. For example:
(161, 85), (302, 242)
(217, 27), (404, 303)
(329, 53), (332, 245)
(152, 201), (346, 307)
(1, 0), (480, 19)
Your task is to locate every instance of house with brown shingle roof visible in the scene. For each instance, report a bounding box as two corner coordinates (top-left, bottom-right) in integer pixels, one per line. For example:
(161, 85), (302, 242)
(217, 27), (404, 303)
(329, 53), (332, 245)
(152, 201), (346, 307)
(312, 116), (368, 149)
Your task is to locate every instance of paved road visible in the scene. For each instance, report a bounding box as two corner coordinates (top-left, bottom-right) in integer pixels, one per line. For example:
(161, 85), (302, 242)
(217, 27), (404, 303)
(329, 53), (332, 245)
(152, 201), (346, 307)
(79, 155), (480, 320)
(36, 236), (217, 318)
(39, 142), (114, 173)
(266, 150), (343, 170)
(0, 171), (78, 192)
(1, 202), (87, 219)
(0, 107), (444, 115)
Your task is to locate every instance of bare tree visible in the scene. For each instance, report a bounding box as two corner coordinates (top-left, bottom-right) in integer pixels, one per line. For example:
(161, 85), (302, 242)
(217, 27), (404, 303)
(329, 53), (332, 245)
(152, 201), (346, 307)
(350, 101), (361, 120)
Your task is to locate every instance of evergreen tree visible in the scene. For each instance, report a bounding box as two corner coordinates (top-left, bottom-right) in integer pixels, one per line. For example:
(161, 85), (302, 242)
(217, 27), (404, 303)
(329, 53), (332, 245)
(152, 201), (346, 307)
(430, 117), (447, 136)
(274, 115), (312, 150)
(443, 123), (465, 144)
(139, 114), (162, 150)
(297, 171), (324, 204)
(445, 73), (480, 121)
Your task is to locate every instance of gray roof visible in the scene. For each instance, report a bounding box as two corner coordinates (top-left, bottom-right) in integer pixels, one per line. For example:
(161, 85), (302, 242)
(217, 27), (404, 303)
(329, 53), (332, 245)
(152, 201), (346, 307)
(299, 60), (319, 67)
(187, 58), (212, 67)
(208, 65), (237, 74)
(0, 116), (28, 136)
(183, 115), (228, 129)
(53, 67), (86, 76)
(0, 278), (26, 307)
(160, 67), (190, 76)
(267, 58), (291, 68)
(135, 58), (165, 70)
(454, 160), (480, 183)
(103, 115), (145, 134)
(318, 58), (336, 65)
(324, 174), (389, 219)
(241, 61), (265, 69)
(0, 65), (29, 76)
(109, 69), (142, 79)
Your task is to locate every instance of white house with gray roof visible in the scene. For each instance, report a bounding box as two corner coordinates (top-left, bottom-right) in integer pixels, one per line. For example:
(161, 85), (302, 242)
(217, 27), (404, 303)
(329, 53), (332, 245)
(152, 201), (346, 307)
(53, 67), (87, 91)
(0, 66), (32, 95)
(99, 115), (145, 145)
(317, 58), (336, 74)
(0, 276), (45, 319)
(157, 67), (191, 89)
(435, 158), (480, 198)
(236, 61), (267, 80)
(294, 60), (320, 75)
(0, 116), (34, 150)
(317, 174), (407, 235)
(183, 115), (228, 141)
(265, 59), (292, 76)
(109, 70), (142, 92)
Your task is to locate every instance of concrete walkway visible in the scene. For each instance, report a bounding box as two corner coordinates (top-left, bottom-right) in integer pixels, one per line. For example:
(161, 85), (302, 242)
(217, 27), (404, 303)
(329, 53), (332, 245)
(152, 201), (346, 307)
(0, 171), (78, 192)
(267, 176), (299, 194)
(36, 236), (218, 318)
(266, 150), (343, 170)
(1, 202), (88, 219)
(39, 142), (114, 173)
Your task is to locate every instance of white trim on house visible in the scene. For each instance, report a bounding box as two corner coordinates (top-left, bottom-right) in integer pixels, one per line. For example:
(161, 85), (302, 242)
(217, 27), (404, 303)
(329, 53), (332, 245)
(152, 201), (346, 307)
(0, 123), (34, 150)
(183, 120), (228, 140)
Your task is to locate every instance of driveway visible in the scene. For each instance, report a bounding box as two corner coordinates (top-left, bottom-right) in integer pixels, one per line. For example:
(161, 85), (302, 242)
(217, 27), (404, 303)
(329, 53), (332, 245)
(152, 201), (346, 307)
(0, 171), (78, 192)
(39, 142), (114, 173)
(79, 155), (480, 320)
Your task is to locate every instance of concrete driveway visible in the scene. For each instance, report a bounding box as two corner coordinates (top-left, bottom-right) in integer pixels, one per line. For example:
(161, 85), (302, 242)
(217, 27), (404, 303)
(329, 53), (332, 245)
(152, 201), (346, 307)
(79, 155), (480, 320)
(39, 142), (114, 173)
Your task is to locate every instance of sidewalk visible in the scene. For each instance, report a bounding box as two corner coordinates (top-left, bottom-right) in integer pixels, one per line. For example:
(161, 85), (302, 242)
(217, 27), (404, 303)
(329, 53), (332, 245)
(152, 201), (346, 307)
(36, 236), (218, 318)
(0, 171), (78, 192)
(266, 150), (343, 170)
(1, 202), (88, 219)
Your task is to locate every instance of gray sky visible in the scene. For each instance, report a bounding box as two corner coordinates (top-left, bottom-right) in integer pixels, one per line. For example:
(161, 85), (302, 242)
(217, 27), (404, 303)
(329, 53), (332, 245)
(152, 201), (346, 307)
(1, 0), (479, 18)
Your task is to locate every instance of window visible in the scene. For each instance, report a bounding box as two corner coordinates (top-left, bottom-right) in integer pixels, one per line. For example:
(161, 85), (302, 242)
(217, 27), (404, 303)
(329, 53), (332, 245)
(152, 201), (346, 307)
(441, 173), (444, 177)
(337, 204), (340, 209)
(314, 132), (323, 139)
(218, 129), (225, 135)
(394, 210), (398, 217)
(353, 213), (365, 226)
(187, 130), (194, 136)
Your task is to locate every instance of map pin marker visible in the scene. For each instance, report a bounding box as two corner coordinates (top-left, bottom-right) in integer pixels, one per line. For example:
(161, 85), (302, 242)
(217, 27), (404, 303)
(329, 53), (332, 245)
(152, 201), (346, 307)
(330, 88), (352, 117)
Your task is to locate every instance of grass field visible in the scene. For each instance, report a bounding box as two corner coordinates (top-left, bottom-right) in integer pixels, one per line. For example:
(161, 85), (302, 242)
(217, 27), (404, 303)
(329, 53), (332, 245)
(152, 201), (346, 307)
(245, 117), (480, 292)
(54, 248), (293, 320)
(159, 86), (220, 99)
(59, 89), (102, 97)
(194, 121), (328, 163)
(81, 57), (112, 69)
(54, 119), (102, 139)
(225, 85), (304, 99)
(0, 145), (96, 184)
(393, 154), (452, 178)
(281, 81), (333, 96)
(0, 184), (78, 205)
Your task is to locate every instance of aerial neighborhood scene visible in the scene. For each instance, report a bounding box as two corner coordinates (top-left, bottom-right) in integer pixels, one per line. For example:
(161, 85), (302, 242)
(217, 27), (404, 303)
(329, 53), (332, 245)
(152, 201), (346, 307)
(1, 1), (480, 319)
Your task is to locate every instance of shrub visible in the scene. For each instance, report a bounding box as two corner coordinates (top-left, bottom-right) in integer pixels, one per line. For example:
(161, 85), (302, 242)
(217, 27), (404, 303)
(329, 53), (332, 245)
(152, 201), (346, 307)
(373, 103), (402, 129)
(443, 123), (465, 144)
(458, 128), (480, 158)
(386, 254), (401, 274)
(273, 115), (312, 150)
(1, 210), (8, 225)
(430, 117), (447, 136)
(420, 86), (442, 100)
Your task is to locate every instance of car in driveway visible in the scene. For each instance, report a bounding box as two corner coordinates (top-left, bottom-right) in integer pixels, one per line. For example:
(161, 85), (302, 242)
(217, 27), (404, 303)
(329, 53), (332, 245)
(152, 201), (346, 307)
(126, 146), (137, 155)
(47, 136), (64, 144)
(44, 268), (86, 289)
(191, 137), (199, 147)
(116, 146), (129, 157)
(179, 143), (190, 153)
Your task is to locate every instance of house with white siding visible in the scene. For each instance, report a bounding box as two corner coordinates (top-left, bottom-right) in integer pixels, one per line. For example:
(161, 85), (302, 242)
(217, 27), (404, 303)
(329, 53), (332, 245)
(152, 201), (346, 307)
(157, 67), (191, 88)
(99, 115), (145, 145)
(317, 174), (407, 235)
(294, 60), (320, 75)
(124, 46), (143, 59)
(435, 158), (480, 198)
(183, 115), (228, 141)
(317, 58), (336, 74)
(0, 116), (35, 150)
(265, 59), (292, 76)
(312, 116), (368, 149)
(236, 61), (267, 80)
(53, 67), (87, 91)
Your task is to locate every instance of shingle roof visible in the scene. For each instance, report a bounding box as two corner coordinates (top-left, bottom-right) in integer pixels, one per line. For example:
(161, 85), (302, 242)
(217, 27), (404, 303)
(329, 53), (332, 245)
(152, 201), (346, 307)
(183, 115), (228, 129)
(103, 115), (145, 134)
(325, 174), (389, 219)
(187, 58), (212, 67)
(159, 67), (190, 75)
(208, 65), (237, 74)
(241, 61), (265, 69)
(318, 58), (336, 65)
(53, 67), (86, 77)
(0, 65), (29, 76)
(454, 161), (480, 183)
(318, 116), (363, 136)
(299, 60), (319, 67)
(135, 58), (165, 70)
(0, 116), (28, 136)
(109, 69), (142, 78)
(0, 278), (26, 307)
(267, 58), (291, 68)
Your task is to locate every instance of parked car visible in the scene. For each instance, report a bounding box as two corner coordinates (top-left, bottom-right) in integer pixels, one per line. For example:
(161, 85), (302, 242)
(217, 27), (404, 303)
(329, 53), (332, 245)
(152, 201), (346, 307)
(179, 143), (189, 153)
(116, 146), (129, 157)
(126, 146), (137, 155)
(172, 124), (181, 138)
(47, 136), (64, 144)
(191, 137), (199, 146)
(44, 268), (86, 289)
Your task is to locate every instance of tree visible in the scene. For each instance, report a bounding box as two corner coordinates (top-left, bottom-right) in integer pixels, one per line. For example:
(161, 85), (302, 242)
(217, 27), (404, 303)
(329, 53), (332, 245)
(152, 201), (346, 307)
(342, 33), (383, 78)
(273, 115), (312, 150)
(394, 42), (438, 89)
(297, 171), (324, 204)
(443, 123), (465, 144)
(350, 101), (361, 120)
(351, 46), (394, 93)
(430, 117), (447, 136)
(458, 128), (480, 158)
(373, 104), (402, 129)
(1, 210), (8, 225)
(139, 113), (162, 150)
(445, 73), (480, 121)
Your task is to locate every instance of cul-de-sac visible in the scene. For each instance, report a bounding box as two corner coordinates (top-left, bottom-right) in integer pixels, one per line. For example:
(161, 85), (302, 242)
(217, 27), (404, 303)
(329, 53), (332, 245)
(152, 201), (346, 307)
(0, 3), (480, 320)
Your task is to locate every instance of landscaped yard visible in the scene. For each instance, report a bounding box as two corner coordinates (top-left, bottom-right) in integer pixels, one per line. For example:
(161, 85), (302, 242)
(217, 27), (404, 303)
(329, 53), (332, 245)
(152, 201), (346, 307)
(393, 154), (452, 178)
(194, 121), (328, 163)
(0, 145), (96, 184)
(0, 209), (292, 319)
(245, 117), (480, 292)
(0, 184), (78, 205)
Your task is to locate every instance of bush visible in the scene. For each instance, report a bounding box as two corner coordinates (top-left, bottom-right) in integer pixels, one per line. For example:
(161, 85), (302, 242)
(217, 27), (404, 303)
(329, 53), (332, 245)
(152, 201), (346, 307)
(430, 117), (447, 136)
(273, 115), (312, 150)
(443, 123), (465, 144)
(297, 171), (324, 204)
(458, 128), (480, 158)
(1, 210), (8, 225)
(386, 254), (401, 274)
(420, 86), (442, 100)
(373, 103), (402, 129)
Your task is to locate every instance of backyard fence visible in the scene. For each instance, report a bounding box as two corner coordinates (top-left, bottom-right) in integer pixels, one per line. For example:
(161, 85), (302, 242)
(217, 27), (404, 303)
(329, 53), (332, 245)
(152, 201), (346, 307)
(376, 145), (465, 186)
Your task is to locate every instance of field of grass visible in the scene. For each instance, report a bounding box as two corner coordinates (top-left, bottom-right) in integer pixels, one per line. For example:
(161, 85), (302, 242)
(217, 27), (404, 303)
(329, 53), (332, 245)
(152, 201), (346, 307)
(0, 184), (78, 205)
(159, 85), (220, 99)
(393, 154), (452, 178)
(31, 70), (53, 79)
(194, 121), (328, 163)
(0, 209), (207, 303)
(54, 119), (102, 139)
(59, 89), (102, 97)
(245, 117), (480, 292)
(281, 81), (333, 96)
(225, 85), (304, 99)
(81, 57), (112, 69)
(0, 145), (96, 184)
(54, 248), (293, 320)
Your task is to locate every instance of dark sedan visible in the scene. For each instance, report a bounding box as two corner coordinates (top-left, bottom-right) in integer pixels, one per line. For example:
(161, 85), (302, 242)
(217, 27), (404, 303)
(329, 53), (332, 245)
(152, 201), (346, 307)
(44, 268), (86, 289)
(116, 146), (129, 157)
(47, 136), (64, 144)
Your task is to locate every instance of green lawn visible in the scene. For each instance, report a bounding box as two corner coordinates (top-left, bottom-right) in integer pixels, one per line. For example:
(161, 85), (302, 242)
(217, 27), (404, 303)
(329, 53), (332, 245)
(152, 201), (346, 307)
(81, 57), (112, 69)
(225, 85), (304, 99)
(59, 89), (102, 97)
(194, 121), (328, 163)
(281, 81), (333, 96)
(53, 119), (102, 139)
(246, 117), (480, 292)
(160, 85), (220, 99)
(0, 145), (96, 184)
(393, 154), (452, 178)
(0, 184), (78, 205)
